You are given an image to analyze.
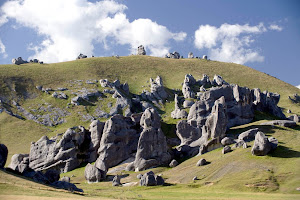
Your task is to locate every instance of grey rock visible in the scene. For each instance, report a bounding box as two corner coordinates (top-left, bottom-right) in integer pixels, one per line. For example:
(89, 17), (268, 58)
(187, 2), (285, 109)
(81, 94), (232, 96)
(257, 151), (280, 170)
(287, 114), (299, 123)
(171, 94), (188, 119)
(125, 162), (135, 171)
(222, 146), (231, 154)
(77, 53), (87, 59)
(155, 175), (165, 185)
(112, 175), (121, 186)
(183, 100), (194, 108)
(213, 75), (227, 86)
(287, 109), (291, 113)
(12, 57), (27, 65)
(238, 128), (259, 142)
(150, 76), (168, 100)
(8, 154), (29, 173)
(29, 126), (90, 173)
(0, 144), (8, 168)
(243, 142), (248, 149)
(139, 171), (164, 186)
(36, 85), (43, 90)
(251, 132), (272, 156)
(188, 52), (194, 58)
(60, 176), (70, 183)
(260, 120), (296, 128)
(196, 158), (206, 166)
(202, 55), (208, 60)
(99, 79), (111, 88)
(84, 163), (101, 183)
(137, 174), (143, 179)
(166, 51), (180, 59)
(176, 120), (201, 146)
(193, 176), (198, 181)
(137, 45), (146, 55)
(97, 115), (139, 169)
(169, 159), (179, 168)
(133, 108), (171, 171)
(221, 137), (234, 146)
(233, 140), (246, 148)
(88, 120), (104, 163)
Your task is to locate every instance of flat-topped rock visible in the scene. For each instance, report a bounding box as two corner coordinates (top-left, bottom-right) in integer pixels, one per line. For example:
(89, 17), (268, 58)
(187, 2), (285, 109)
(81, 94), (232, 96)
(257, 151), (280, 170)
(261, 120), (297, 128)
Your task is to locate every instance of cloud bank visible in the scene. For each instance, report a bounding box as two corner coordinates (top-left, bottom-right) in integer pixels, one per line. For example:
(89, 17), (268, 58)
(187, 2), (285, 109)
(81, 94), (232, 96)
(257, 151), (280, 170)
(296, 85), (300, 89)
(0, 0), (186, 63)
(0, 39), (7, 58)
(194, 23), (282, 64)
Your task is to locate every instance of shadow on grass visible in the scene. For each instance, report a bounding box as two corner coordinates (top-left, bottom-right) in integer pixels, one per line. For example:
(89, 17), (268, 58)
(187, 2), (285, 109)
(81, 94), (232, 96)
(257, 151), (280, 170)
(268, 145), (300, 158)
(227, 125), (286, 138)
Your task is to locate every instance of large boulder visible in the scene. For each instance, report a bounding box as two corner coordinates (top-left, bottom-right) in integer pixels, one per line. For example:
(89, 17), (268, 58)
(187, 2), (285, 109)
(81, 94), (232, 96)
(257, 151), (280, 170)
(137, 45), (146, 55)
(12, 57), (27, 65)
(112, 175), (121, 186)
(84, 163), (102, 183)
(139, 171), (164, 186)
(0, 144), (8, 168)
(238, 128), (259, 142)
(260, 120), (296, 128)
(251, 131), (275, 156)
(176, 120), (201, 146)
(97, 115), (139, 169)
(29, 126), (92, 173)
(8, 154), (29, 173)
(188, 52), (194, 58)
(133, 108), (171, 171)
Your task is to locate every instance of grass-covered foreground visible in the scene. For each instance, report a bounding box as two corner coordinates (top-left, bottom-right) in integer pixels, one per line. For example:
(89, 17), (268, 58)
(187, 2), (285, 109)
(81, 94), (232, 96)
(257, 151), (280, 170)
(0, 56), (299, 199)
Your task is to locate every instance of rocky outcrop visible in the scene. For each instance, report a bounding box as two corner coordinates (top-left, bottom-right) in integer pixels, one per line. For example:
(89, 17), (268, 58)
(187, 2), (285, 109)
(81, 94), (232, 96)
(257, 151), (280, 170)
(188, 52), (194, 58)
(77, 53), (87, 59)
(96, 115), (139, 169)
(251, 131), (277, 156)
(12, 57), (28, 65)
(182, 74), (196, 99)
(287, 114), (300, 123)
(169, 159), (178, 167)
(261, 120), (296, 128)
(0, 144), (8, 168)
(71, 89), (102, 105)
(29, 125), (94, 173)
(132, 108), (171, 171)
(139, 171), (164, 186)
(171, 94), (188, 119)
(196, 158), (206, 166)
(221, 137), (234, 146)
(222, 146), (231, 154)
(112, 175), (121, 186)
(166, 52), (180, 59)
(141, 76), (168, 103)
(137, 45), (146, 55)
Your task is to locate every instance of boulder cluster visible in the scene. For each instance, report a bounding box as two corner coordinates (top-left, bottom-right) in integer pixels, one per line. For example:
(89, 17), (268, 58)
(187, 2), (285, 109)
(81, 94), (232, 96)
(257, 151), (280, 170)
(137, 45), (146, 55)
(172, 74), (285, 157)
(12, 57), (43, 65)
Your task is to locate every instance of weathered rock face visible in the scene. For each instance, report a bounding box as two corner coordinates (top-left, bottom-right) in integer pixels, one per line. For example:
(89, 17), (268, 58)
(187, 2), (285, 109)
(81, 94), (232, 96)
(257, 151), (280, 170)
(287, 114), (300, 123)
(166, 51), (180, 59)
(0, 144), (8, 168)
(176, 120), (201, 146)
(8, 154), (29, 173)
(221, 137), (234, 146)
(171, 94), (188, 119)
(84, 163), (102, 183)
(261, 120), (296, 128)
(182, 74), (196, 99)
(88, 120), (104, 163)
(133, 108), (171, 171)
(137, 45), (146, 55)
(251, 132), (272, 156)
(97, 115), (139, 169)
(112, 175), (121, 186)
(141, 76), (168, 103)
(29, 125), (93, 173)
(213, 75), (227, 86)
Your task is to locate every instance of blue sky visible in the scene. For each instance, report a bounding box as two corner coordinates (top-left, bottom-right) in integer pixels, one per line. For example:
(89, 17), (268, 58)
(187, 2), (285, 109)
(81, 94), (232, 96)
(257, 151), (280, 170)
(0, 0), (299, 88)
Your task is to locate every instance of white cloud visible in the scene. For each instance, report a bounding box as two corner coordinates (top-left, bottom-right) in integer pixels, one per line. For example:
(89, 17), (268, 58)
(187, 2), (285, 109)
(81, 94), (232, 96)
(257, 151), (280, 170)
(296, 85), (300, 89)
(194, 23), (267, 64)
(0, 39), (8, 59)
(0, 0), (186, 63)
(269, 24), (283, 31)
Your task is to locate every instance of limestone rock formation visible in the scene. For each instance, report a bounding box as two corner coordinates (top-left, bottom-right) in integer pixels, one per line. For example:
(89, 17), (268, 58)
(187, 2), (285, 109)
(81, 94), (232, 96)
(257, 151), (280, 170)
(166, 51), (180, 59)
(261, 120), (296, 127)
(251, 132), (272, 156)
(221, 137), (234, 146)
(77, 53), (87, 59)
(12, 57), (28, 65)
(182, 74), (196, 99)
(188, 52), (194, 58)
(29, 124), (95, 173)
(96, 115), (139, 169)
(112, 175), (122, 186)
(137, 45), (146, 55)
(141, 76), (168, 103)
(287, 114), (300, 123)
(133, 108), (171, 171)
(222, 146), (231, 154)
(139, 171), (164, 186)
(171, 94), (188, 119)
(88, 120), (104, 163)
(84, 163), (102, 183)
(196, 158), (206, 166)
(8, 154), (29, 173)
(238, 128), (259, 142)
(0, 144), (8, 168)
(169, 159), (179, 167)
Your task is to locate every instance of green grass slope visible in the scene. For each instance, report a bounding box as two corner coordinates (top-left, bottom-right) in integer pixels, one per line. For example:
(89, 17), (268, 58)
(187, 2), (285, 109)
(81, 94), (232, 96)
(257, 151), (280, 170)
(0, 56), (299, 199)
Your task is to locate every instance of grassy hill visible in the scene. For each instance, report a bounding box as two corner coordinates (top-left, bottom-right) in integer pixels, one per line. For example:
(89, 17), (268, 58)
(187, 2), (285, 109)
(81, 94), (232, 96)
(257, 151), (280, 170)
(0, 56), (299, 199)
